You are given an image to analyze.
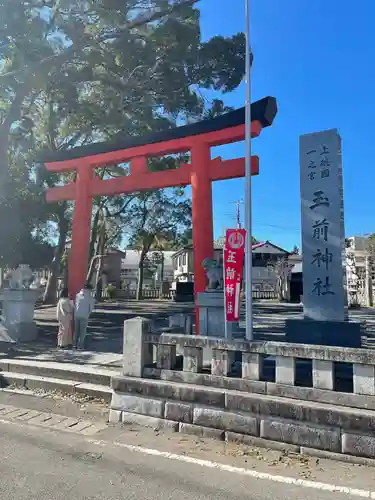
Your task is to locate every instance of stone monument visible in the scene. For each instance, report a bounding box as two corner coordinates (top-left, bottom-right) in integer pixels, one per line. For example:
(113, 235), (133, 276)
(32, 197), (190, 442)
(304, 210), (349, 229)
(1, 265), (42, 342)
(196, 257), (243, 338)
(286, 129), (362, 347)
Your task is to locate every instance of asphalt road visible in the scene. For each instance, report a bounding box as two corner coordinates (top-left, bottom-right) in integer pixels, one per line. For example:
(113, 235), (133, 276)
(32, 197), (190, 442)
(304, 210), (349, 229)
(0, 419), (372, 500)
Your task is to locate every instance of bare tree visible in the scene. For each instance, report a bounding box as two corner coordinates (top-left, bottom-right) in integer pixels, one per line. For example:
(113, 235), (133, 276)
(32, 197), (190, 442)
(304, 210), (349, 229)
(365, 238), (375, 277)
(267, 256), (294, 302)
(346, 251), (366, 307)
(361, 237), (374, 306)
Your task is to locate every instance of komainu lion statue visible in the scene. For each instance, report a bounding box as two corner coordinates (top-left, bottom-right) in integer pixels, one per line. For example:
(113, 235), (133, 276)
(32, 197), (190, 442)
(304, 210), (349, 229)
(8, 265), (34, 289)
(201, 258), (223, 290)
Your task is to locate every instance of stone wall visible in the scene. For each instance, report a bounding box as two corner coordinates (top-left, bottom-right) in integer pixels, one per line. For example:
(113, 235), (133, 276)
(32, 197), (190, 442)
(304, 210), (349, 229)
(110, 317), (375, 462)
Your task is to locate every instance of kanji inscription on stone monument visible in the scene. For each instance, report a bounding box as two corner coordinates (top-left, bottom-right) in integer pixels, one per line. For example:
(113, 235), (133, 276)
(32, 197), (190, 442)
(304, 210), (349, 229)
(300, 129), (347, 321)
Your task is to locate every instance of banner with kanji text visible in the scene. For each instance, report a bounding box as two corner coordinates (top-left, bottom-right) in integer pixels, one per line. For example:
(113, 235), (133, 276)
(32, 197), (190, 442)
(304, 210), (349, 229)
(224, 229), (246, 322)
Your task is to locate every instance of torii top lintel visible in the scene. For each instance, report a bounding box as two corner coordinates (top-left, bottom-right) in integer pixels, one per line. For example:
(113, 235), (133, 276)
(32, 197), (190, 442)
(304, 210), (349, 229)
(43, 96), (277, 202)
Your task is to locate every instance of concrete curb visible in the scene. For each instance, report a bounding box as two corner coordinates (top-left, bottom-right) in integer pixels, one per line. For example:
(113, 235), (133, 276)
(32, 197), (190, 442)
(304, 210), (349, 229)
(0, 359), (114, 386)
(300, 446), (375, 467)
(0, 358), (116, 402)
(0, 371), (112, 402)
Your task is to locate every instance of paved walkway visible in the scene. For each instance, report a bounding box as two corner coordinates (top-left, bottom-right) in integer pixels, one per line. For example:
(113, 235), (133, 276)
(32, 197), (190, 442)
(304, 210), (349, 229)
(3, 345), (123, 368)
(5, 300), (194, 368)
(241, 302), (375, 343)
(3, 300), (375, 368)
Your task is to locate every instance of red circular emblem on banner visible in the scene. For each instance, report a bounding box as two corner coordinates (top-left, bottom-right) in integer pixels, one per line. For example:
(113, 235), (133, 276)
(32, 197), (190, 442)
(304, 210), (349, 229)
(227, 231), (245, 250)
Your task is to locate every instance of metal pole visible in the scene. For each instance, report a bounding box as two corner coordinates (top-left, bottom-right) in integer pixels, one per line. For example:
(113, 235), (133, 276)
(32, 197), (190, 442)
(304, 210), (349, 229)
(244, 0), (253, 340)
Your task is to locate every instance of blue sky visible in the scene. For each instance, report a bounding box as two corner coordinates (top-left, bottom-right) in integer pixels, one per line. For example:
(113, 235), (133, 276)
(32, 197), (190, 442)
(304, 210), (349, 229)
(196, 0), (375, 251)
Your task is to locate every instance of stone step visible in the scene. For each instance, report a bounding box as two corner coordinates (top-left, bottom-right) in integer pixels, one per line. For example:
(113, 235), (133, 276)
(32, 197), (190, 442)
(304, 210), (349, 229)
(0, 371), (112, 402)
(0, 359), (115, 387)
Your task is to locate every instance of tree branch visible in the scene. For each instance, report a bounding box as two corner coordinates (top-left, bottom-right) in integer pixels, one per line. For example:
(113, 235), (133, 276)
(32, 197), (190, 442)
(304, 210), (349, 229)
(2, 81), (32, 131)
(107, 196), (135, 218)
(0, 0), (201, 81)
(99, 0), (200, 40)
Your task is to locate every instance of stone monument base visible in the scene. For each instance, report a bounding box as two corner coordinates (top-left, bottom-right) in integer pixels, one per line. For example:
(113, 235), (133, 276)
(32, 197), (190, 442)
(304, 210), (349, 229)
(6, 322), (38, 342)
(285, 317), (363, 348)
(197, 290), (244, 339)
(2, 289), (41, 343)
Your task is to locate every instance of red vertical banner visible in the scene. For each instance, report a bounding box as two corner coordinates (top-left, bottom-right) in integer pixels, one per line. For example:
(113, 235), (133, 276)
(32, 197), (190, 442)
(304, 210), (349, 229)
(224, 229), (246, 322)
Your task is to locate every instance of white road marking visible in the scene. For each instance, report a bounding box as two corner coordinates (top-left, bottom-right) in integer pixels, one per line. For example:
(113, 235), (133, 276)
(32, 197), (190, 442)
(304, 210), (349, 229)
(88, 439), (375, 499)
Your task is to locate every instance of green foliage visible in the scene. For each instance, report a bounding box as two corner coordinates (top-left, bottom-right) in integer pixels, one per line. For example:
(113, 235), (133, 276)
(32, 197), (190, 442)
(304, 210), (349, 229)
(104, 283), (116, 300)
(0, 162), (54, 267)
(127, 190), (192, 252)
(0, 0), (246, 273)
(127, 189), (192, 299)
(177, 228), (193, 247)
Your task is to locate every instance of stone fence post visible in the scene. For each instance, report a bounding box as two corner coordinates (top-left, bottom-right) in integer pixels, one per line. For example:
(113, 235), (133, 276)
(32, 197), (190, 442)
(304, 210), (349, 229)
(122, 316), (152, 377)
(168, 313), (193, 334)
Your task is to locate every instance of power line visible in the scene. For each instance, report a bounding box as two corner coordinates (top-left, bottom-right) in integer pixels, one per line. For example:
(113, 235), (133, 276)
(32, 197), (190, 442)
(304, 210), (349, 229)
(216, 214), (301, 232)
(253, 222), (301, 232)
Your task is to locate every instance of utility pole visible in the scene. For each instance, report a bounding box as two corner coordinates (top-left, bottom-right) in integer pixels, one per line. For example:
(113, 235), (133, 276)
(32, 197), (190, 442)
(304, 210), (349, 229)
(230, 199), (244, 229)
(235, 199), (243, 229)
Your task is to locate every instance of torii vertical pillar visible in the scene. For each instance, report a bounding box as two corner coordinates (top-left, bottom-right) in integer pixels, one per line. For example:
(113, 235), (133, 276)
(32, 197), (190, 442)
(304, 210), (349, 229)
(191, 142), (214, 301)
(69, 165), (93, 299)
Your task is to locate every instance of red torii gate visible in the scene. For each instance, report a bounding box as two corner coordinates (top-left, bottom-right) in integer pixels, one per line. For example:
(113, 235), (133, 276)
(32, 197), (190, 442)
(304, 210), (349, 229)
(42, 96), (277, 315)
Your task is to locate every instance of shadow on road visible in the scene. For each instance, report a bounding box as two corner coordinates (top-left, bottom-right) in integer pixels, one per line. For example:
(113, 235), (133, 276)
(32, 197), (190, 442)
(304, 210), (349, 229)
(4, 300), (374, 364)
(17, 300), (195, 363)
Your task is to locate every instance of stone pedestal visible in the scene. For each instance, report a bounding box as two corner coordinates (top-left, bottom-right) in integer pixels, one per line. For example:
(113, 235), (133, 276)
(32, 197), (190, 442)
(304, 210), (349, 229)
(2, 289), (41, 342)
(285, 317), (362, 348)
(169, 313), (193, 334)
(196, 291), (244, 338)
